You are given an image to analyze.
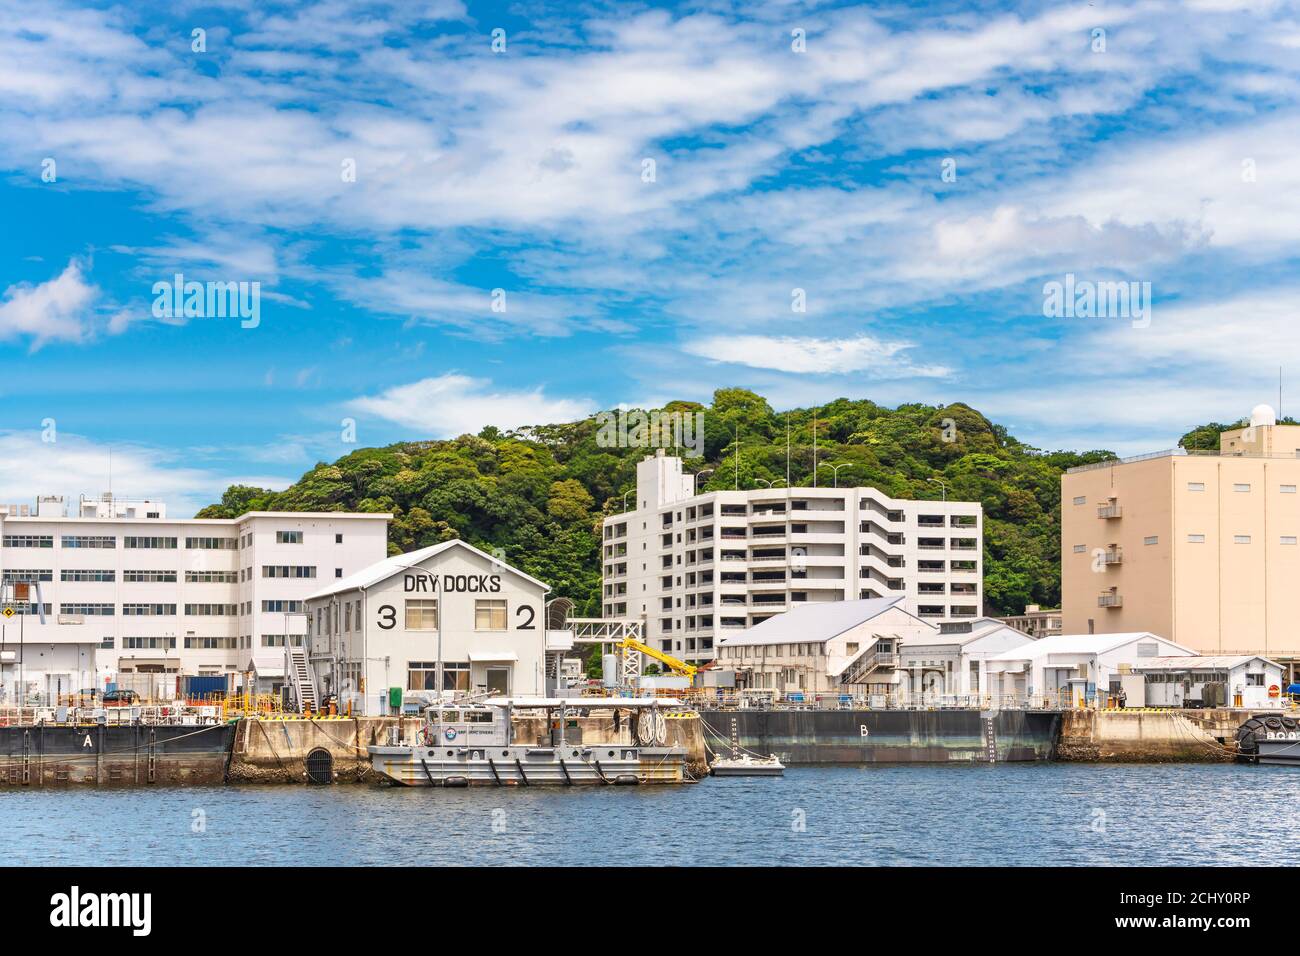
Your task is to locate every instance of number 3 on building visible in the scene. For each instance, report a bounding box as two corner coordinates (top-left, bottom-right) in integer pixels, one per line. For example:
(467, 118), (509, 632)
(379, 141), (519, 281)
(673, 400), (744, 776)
(377, 605), (396, 629)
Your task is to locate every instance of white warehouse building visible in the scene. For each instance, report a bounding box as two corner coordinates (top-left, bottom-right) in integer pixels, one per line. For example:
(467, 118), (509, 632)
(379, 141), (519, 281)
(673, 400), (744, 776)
(303, 540), (566, 716)
(0, 493), (389, 702)
(602, 452), (984, 664)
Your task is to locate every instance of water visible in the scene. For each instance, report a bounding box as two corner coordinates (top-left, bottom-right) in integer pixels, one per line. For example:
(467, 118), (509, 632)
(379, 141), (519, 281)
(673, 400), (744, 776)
(5, 763), (1297, 866)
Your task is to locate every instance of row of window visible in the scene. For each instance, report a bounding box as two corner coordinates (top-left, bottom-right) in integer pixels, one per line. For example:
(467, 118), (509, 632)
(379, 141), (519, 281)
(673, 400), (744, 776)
(1074, 483), (1300, 506)
(99, 634), (304, 651)
(1075, 535), (1299, 549)
(311, 599), (510, 636)
(48, 602), (305, 616)
(5, 532), (339, 549)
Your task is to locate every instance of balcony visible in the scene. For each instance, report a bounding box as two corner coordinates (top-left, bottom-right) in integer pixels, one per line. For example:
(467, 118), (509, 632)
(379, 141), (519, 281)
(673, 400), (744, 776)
(1097, 503), (1122, 519)
(1101, 547), (1123, 566)
(1098, 592), (1123, 608)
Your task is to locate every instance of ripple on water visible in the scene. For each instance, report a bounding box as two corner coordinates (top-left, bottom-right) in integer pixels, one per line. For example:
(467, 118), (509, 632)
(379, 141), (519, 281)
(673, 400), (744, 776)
(3, 763), (1295, 866)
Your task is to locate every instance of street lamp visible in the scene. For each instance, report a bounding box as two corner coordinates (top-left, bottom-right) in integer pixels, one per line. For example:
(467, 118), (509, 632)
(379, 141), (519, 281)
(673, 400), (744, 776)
(621, 489), (633, 512)
(693, 468), (716, 495)
(927, 477), (948, 502)
(827, 463), (854, 488)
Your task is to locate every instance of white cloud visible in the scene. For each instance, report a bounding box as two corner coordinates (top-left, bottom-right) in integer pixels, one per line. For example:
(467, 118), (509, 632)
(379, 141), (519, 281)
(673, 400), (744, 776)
(682, 334), (950, 378)
(0, 260), (98, 348)
(0, 430), (290, 518)
(348, 374), (597, 436)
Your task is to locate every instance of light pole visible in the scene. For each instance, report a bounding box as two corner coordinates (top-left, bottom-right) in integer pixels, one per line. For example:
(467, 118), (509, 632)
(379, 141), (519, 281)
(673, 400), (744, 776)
(927, 478), (948, 502)
(693, 468), (715, 495)
(621, 489), (633, 512)
(827, 463), (853, 488)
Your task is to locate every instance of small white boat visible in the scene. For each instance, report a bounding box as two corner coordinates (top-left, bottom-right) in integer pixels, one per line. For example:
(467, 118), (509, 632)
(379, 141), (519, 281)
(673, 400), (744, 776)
(368, 697), (690, 787)
(710, 752), (785, 777)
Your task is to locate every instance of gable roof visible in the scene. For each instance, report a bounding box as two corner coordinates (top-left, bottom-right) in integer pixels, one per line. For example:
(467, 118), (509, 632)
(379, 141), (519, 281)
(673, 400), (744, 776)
(1133, 655), (1280, 670)
(305, 539), (549, 602)
(908, 618), (1034, 649)
(718, 597), (932, 647)
(986, 631), (1194, 662)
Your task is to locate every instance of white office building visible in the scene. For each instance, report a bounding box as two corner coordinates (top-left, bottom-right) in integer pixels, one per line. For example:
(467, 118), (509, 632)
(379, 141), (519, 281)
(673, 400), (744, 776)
(602, 452), (984, 664)
(303, 539), (564, 715)
(0, 494), (389, 702)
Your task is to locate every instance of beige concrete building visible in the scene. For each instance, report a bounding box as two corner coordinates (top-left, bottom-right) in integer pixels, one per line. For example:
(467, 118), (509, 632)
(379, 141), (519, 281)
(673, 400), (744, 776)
(1061, 405), (1300, 668)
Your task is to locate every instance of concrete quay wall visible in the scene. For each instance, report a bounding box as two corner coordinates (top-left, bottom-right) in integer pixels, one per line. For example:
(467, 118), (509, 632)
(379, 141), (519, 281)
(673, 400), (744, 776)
(1057, 708), (1246, 762)
(227, 712), (709, 784)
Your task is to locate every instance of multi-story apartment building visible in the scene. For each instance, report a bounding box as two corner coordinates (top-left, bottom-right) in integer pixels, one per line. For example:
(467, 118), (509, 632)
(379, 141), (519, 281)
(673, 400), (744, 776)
(0, 494), (389, 701)
(601, 451), (984, 664)
(1062, 405), (1300, 666)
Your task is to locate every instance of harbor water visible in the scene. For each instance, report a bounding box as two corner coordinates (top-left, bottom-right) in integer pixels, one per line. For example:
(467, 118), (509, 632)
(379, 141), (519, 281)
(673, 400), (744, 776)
(6, 763), (1297, 866)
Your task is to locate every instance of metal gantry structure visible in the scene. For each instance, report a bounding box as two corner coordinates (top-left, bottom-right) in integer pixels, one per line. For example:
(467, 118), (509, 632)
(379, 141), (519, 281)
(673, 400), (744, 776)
(566, 617), (696, 690)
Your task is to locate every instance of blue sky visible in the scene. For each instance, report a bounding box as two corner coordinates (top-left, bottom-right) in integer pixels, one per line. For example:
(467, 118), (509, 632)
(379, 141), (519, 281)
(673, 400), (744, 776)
(2, 0), (1299, 513)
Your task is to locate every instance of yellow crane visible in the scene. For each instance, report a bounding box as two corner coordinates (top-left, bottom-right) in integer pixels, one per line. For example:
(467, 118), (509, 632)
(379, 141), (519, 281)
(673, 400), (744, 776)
(617, 637), (697, 680)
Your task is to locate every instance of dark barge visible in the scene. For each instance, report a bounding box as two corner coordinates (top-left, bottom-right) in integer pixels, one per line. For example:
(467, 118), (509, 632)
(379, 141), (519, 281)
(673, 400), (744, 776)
(698, 707), (1062, 763)
(0, 722), (235, 787)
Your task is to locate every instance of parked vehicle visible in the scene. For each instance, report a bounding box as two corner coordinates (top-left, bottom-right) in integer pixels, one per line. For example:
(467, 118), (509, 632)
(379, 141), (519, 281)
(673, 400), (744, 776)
(103, 689), (140, 706)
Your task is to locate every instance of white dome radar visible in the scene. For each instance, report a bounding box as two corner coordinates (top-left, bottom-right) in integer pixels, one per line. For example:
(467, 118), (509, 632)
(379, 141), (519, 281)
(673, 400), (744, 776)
(1249, 404), (1277, 428)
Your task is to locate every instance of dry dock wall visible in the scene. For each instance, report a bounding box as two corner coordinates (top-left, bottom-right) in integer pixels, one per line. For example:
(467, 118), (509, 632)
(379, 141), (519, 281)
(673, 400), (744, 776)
(1057, 709), (1240, 762)
(227, 713), (709, 784)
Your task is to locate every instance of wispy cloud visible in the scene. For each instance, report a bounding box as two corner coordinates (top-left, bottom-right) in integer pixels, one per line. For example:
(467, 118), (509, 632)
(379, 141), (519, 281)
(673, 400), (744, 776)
(348, 374), (597, 436)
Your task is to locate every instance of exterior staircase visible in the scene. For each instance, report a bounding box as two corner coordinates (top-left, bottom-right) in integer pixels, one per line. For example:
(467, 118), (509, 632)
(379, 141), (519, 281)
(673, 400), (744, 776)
(286, 646), (318, 713)
(839, 642), (895, 686)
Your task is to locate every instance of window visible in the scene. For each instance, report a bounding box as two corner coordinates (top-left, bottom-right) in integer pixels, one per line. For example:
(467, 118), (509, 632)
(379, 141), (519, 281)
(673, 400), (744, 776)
(1136, 642), (1157, 657)
(186, 570), (238, 583)
(100, 636), (114, 649)
(1187, 534), (1205, 543)
(335, 568), (343, 578)
(845, 642), (859, 656)
(124, 570), (177, 583)
(123, 603), (177, 616)
(185, 603), (238, 615)
(262, 565), (316, 578)
(186, 536), (237, 550)
(1187, 482), (1205, 492)
(1282, 485), (1297, 494)
(335, 533), (343, 543)
(124, 536), (177, 549)
(1144, 536), (1158, 546)
(407, 661), (469, 692)
(123, 637), (176, 649)
(261, 634), (304, 647)
(406, 599), (439, 630)
(475, 599), (507, 631)
(60, 603), (114, 615)
(1072, 544), (1087, 553)
(1234, 535), (1251, 544)
(61, 569), (115, 582)
(1233, 483), (1251, 493)
(186, 636), (239, 649)
(1072, 496), (1086, 505)
(1247, 673), (1265, 686)
(261, 600), (304, 613)
(276, 531), (303, 544)
(2, 568), (52, 582)
(3, 535), (52, 548)
(61, 535), (116, 548)
(1282, 536), (1297, 546)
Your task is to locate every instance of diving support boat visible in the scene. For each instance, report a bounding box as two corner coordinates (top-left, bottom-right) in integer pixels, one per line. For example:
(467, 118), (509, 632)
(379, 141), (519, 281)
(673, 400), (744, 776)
(368, 697), (691, 787)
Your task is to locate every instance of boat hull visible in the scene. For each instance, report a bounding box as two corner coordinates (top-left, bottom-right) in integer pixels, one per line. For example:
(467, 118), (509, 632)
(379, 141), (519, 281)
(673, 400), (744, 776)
(698, 708), (1062, 764)
(368, 743), (688, 786)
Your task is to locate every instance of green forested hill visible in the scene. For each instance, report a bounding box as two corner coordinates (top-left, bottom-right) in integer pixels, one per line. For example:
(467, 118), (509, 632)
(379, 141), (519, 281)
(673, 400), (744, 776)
(199, 388), (1121, 616)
